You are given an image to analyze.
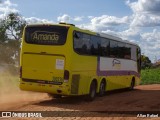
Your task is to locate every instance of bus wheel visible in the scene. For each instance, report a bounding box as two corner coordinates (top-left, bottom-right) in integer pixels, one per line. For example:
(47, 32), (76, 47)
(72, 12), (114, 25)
(48, 94), (62, 99)
(99, 80), (106, 97)
(129, 79), (135, 90)
(87, 81), (96, 101)
(53, 95), (62, 99)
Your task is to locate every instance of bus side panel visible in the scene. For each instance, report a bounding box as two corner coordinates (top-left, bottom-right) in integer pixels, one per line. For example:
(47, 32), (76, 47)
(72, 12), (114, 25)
(97, 57), (140, 91)
(70, 55), (141, 95)
(71, 54), (97, 95)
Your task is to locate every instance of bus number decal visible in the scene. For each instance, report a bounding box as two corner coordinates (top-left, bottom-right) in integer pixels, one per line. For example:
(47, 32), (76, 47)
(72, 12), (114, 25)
(52, 77), (63, 83)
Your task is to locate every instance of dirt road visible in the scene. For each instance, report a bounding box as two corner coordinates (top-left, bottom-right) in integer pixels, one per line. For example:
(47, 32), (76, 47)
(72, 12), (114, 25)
(1, 84), (160, 120)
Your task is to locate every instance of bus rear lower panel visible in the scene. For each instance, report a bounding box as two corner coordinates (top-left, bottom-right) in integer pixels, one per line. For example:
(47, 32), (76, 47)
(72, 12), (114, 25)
(19, 79), (71, 95)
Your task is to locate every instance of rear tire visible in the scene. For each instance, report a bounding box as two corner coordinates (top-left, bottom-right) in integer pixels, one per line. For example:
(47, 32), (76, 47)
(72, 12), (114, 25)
(53, 95), (62, 98)
(48, 94), (62, 99)
(99, 80), (106, 97)
(86, 81), (96, 101)
(129, 79), (135, 90)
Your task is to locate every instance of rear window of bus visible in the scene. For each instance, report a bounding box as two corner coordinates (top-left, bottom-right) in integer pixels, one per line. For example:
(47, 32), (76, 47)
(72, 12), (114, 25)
(25, 25), (69, 45)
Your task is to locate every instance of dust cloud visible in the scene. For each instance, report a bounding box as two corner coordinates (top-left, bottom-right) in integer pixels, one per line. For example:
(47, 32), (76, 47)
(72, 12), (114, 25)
(0, 64), (48, 110)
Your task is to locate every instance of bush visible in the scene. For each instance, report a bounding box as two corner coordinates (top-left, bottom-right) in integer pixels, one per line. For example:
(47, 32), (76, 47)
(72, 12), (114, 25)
(141, 68), (160, 85)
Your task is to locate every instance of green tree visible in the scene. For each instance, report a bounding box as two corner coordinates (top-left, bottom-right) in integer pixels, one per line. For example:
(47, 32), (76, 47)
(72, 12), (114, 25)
(2, 12), (26, 40)
(0, 12), (26, 64)
(0, 17), (9, 43)
(0, 25), (8, 43)
(141, 55), (152, 69)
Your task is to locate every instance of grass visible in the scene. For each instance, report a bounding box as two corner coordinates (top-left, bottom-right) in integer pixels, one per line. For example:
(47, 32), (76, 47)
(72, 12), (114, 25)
(141, 67), (160, 85)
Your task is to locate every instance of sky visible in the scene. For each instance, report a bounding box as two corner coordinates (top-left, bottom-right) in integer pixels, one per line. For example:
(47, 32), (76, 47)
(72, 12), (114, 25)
(0, 0), (160, 62)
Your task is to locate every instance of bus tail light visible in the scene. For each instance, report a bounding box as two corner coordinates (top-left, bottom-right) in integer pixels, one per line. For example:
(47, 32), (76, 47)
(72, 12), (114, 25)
(64, 70), (69, 82)
(20, 66), (22, 78)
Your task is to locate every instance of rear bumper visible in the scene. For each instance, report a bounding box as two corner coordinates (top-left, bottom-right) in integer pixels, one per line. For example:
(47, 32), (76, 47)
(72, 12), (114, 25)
(19, 79), (71, 96)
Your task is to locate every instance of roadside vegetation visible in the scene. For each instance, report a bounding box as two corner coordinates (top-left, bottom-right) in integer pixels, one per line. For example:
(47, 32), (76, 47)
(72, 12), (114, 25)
(141, 67), (160, 85)
(140, 54), (160, 85)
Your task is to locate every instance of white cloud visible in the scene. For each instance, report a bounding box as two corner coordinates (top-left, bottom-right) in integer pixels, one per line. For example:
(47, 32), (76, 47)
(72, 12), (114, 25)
(120, 27), (140, 37)
(57, 14), (70, 22)
(25, 17), (54, 24)
(88, 16), (94, 19)
(78, 15), (130, 32)
(0, 0), (54, 24)
(126, 0), (160, 14)
(130, 14), (160, 27)
(91, 15), (130, 26)
(73, 16), (83, 22)
(139, 29), (160, 62)
(57, 14), (84, 22)
(0, 0), (18, 15)
(141, 29), (160, 44)
(0, 7), (18, 14)
(3, 0), (17, 7)
(125, 0), (160, 62)
(126, 0), (160, 27)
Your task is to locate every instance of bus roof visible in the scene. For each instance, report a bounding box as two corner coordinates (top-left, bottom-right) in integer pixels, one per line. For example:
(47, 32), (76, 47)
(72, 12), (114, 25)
(74, 26), (139, 47)
(97, 32), (139, 47)
(26, 23), (72, 27)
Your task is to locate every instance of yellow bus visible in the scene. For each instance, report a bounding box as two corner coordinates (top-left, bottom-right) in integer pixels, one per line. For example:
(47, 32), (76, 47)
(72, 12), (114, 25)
(20, 23), (141, 101)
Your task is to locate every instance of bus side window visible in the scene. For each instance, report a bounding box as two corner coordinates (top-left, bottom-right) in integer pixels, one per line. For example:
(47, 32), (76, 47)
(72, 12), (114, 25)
(74, 32), (91, 55)
(117, 42), (125, 58)
(74, 32), (83, 54)
(74, 32), (81, 39)
(90, 36), (100, 56)
(131, 45), (137, 61)
(124, 44), (131, 59)
(100, 38), (110, 57)
(82, 34), (91, 55)
(110, 41), (118, 58)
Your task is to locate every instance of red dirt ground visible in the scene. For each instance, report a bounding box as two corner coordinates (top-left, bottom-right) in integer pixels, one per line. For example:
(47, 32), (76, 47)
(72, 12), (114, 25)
(0, 84), (160, 120)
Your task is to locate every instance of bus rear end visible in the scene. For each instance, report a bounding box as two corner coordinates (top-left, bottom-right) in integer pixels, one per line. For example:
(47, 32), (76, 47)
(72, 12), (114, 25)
(20, 24), (71, 96)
